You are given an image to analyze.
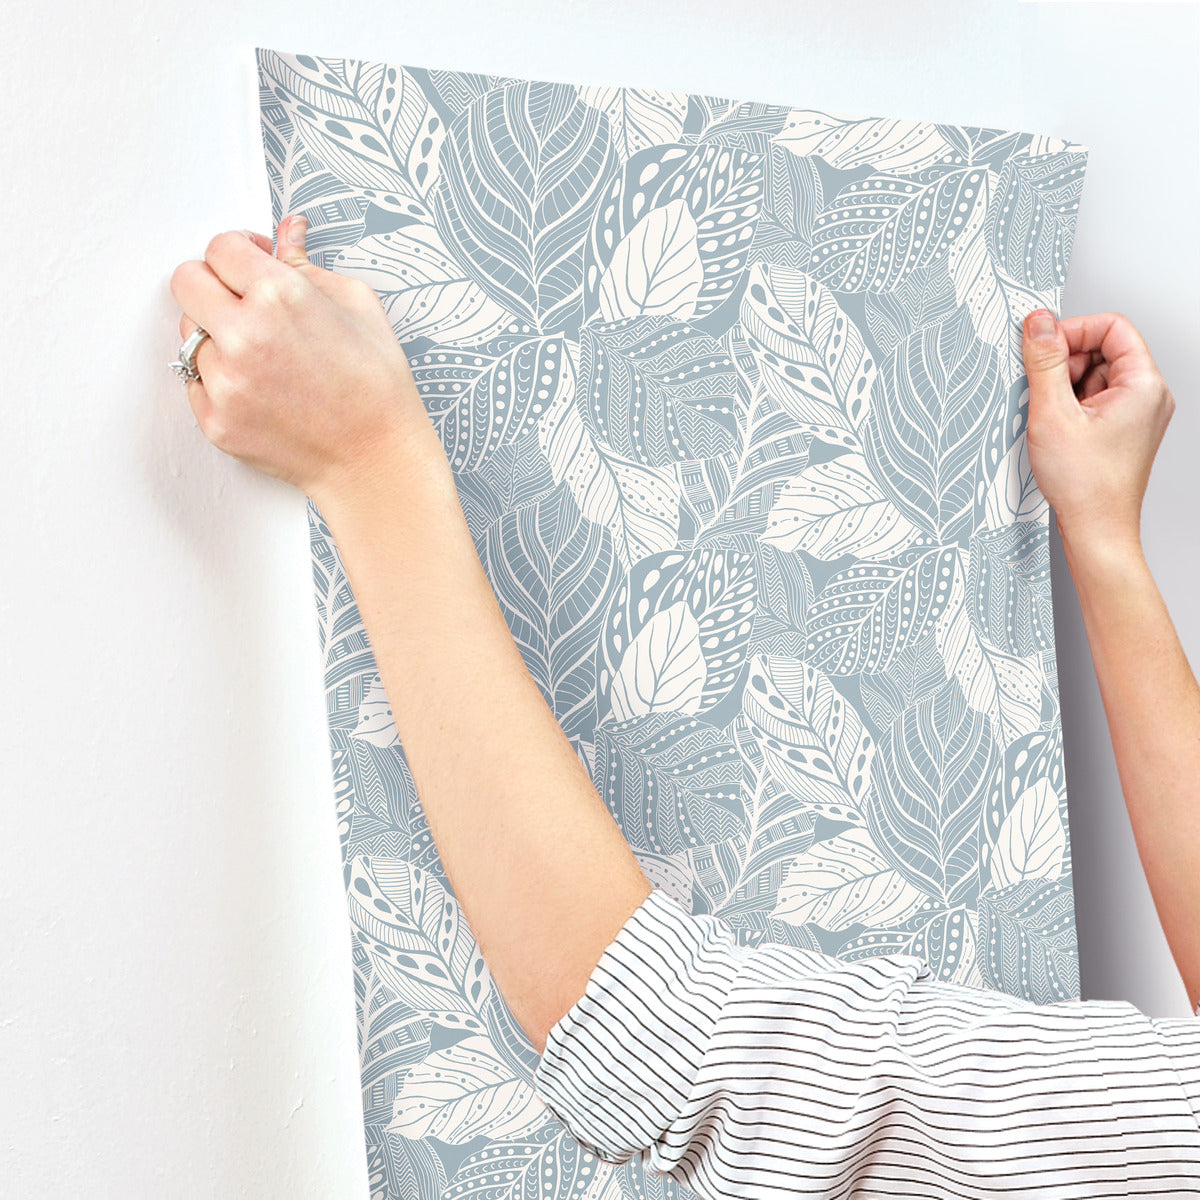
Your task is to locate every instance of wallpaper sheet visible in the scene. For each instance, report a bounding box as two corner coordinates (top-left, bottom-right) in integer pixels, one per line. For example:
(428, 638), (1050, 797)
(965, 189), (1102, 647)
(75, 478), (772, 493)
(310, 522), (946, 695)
(256, 47), (1089, 1199)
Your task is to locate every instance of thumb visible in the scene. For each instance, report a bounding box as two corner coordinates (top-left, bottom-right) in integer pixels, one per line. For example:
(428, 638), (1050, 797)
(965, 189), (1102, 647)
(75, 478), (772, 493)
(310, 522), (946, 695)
(1022, 308), (1074, 413)
(276, 214), (310, 267)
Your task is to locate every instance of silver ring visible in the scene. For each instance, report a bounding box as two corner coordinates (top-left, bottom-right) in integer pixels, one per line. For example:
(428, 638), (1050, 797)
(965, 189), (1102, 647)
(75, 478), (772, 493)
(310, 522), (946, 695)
(168, 326), (211, 384)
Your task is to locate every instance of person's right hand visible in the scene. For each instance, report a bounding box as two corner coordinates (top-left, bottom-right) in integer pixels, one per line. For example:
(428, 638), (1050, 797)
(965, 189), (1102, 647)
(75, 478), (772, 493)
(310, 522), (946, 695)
(1020, 308), (1175, 553)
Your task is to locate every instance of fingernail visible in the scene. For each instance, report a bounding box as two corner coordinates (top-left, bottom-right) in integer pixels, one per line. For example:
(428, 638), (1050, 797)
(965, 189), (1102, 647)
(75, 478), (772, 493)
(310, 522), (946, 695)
(1027, 309), (1055, 339)
(287, 216), (307, 246)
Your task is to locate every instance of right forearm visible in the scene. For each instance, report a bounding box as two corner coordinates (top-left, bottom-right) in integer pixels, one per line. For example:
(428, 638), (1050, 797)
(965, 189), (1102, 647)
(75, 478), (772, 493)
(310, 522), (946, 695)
(1060, 525), (1200, 1012)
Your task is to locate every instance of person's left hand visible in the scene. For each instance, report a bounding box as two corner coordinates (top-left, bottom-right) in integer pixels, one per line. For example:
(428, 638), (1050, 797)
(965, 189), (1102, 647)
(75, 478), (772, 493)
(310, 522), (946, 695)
(169, 214), (437, 503)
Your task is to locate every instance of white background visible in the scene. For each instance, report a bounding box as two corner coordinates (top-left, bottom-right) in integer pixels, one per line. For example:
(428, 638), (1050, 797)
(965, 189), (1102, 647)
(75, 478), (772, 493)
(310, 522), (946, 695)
(2, 1), (1197, 1195)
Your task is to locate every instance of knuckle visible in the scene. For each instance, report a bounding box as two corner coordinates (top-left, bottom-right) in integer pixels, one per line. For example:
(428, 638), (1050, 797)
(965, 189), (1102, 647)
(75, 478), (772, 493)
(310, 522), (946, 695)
(218, 326), (248, 362)
(204, 230), (237, 262)
(248, 272), (304, 308)
(170, 258), (198, 300)
(203, 413), (228, 447)
(350, 275), (377, 302)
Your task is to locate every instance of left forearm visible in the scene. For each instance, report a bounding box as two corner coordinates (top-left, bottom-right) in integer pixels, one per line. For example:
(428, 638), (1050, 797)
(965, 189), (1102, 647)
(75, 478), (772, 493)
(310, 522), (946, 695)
(316, 426), (651, 1055)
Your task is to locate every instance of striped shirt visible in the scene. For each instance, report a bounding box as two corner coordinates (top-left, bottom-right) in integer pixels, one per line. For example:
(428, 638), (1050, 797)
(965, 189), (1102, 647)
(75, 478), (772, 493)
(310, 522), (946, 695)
(533, 887), (1200, 1197)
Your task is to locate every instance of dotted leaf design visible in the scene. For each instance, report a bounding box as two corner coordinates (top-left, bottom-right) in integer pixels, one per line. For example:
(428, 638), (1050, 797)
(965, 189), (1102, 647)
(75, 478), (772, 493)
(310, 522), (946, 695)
(775, 827), (926, 931)
(347, 856), (492, 1024)
(584, 143), (765, 323)
(740, 261), (876, 450)
(808, 165), (990, 292)
(390, 1035), (547, 1143)
(598, 546), (758, 720)
(804, 546), (958, 676)
(408, 337), (572, 470)
(741, 653), (874, 825)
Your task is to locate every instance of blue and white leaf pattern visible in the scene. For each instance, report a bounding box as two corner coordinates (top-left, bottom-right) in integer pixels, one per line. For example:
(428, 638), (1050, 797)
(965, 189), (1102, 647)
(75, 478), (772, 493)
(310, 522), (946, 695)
(775, 109), (960, 175)
(433, 80), (621, 334)
(740, 262), (875, 449)
(578, 86), (690, 159)
(807, 166), (990, 293)
(258, 47), (1088, 1198)
(583, 143), (765, 325)
(863, 305), (1006, 546)
(577, 317), (739, 465)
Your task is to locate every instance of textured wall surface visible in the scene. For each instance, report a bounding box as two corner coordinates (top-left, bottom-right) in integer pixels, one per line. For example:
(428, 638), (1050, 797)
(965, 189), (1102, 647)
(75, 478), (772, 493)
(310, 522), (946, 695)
(2, 3), (1197, 1197)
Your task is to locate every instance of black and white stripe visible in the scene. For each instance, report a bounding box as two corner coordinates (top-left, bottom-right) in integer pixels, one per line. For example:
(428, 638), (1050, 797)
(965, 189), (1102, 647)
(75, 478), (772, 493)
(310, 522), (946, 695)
(533, 888), (1200, 1197)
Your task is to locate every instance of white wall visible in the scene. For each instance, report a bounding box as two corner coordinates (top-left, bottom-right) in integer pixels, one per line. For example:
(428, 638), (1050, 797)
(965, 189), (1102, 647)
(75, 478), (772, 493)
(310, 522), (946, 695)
(3, 2), (1197, 1195)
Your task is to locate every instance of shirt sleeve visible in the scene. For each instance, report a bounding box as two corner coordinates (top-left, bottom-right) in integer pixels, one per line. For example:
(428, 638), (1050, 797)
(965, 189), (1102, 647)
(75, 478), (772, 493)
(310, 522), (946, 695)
(532, 887), (1200, 1198)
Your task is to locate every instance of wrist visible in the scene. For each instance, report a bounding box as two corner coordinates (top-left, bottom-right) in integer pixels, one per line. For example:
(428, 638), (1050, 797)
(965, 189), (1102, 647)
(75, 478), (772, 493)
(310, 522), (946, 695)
(1058, 516), (1147, 583)
(312, 419), (458, 532)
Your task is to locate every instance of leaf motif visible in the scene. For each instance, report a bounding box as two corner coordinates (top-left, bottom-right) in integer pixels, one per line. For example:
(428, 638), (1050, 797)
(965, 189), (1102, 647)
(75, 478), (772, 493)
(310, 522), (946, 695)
(577, 85), (689, 158)
(578, 317), (739, 466)
(774, 109), (958, 174)
(946, 171), (1054, 388)
(741, 654), (874, 825)
(442, 1128), (599, 1200)
(804, 546), (958, 676)
(598, 545), (758, 720)
(482, 483), (619, 742)
(609, 600), (705, 719)
(837, 904), (982, 987)
(740, 262), (876, 450)
(979, 727), (1067, 867)
(856, 633), (949, 736)
(718, 716), (819, 905)
(353, 675), (398, 747)
(347, 857), (492, 1021)
(584, 143), (765, 324)
(536, 352), (680, 571)
(863, 306), (1004, 545)
(862, 256), (961, 363)
(406, 336), (571, 469)
(363, 1069), (451, 1195)
(332, 226), (515, 346)
(692, 99), (792, 150)
(691, 381), (811, 545)
(763, 450), (924, 561)
(989, 151), (1088, 290)
(979, 874), (1078, 1002)
(593, 712), (745, 855)
(258, 51), (444, 199)
(775, 827), (926, 930)
(595, 197), (704, 321)
(311, 504), (376, 707)
(432, 80), (620, 333)
(808, 165), (989, 292)
(975, 389), (1048, 530)
(757, 142), (824, 248)
(865, 676), (1003, 907)
(390, 1036), (545, 1143)
(905, 906), (978, 985)
(988, 779), (1066, 890)
(933, 555), (1044, 749)
(969, 520), (1053, 657)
